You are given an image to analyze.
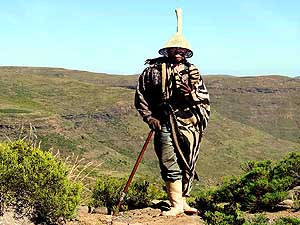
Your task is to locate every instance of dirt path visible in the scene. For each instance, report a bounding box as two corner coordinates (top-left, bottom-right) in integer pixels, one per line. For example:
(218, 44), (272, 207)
(73, 207), (205, 225)
(1, 207), (299, 225)
(72, 208), (300, 225)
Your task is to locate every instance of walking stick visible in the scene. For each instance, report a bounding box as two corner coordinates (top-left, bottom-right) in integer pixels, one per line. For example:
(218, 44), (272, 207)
(113, 130), (154, 216)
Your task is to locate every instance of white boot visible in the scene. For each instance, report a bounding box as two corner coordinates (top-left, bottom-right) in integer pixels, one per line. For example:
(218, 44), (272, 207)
(182, 197), (198, 214)
(162, 180), (184, 216)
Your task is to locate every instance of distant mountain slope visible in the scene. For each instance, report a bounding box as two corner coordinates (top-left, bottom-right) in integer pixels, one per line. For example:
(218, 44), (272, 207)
(0, 67), (299, 186)
(206, 75), (300, 143)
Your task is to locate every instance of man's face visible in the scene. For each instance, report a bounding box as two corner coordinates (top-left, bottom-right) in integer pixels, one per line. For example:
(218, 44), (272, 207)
(167, 48), (187, 62)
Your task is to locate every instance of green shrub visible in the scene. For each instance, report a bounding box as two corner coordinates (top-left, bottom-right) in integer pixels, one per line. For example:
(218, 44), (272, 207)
(90, 176), (124, 214)
(244, 214), (269, 225)
(272, 152), (300, 188)
(243, 215), (300, 225)
(90, 176), (165, 214)
(194, 152), (300, 225)
(195, 189), (245, 225)
(0, 140), (82, 225)
(273, 217), (300, 225)
(200, 203), (245, 225)
(204, 152), (300, 212)
(126, 180), (165, 209)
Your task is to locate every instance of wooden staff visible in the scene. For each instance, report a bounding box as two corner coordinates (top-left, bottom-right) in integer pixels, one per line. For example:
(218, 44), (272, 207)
(113, 130), (154, 216)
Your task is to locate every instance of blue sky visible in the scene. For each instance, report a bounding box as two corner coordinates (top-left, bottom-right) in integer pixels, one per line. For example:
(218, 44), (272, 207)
(0, 0), (299, 76)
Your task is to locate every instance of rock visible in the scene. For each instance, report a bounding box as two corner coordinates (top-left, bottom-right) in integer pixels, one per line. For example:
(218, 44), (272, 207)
(276, 199), (294, 209)
(92, 206), (109, 215)
(77, 205), (89, 214)
(88, 206), (95, 213)
(151, 199), (170, 205)
(112, 222), (127, 225)
(0, 211), (34, 225)
(288, 186), (300, 200)
(151, 199), (171, 211)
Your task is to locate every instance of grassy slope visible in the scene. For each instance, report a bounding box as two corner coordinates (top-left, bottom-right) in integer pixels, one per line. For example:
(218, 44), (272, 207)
(206, 75), (300, 143)
(0, 67), (299, 186)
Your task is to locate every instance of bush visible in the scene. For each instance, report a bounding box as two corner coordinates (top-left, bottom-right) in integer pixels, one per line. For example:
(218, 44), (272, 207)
(0, 140), (82, 224)
(244, 214), (269, 225)
(194, 152), (300, 225)
(204, 152), (300, 212)
(90, 176), (124, 214)
(243, 215), (300, 225)
(126, 180), (165, 209)
(202, 204), (245, 225)
(273, 217), (300, 225)
(90, 176), (165, 214)
(194, 189), (245, 225)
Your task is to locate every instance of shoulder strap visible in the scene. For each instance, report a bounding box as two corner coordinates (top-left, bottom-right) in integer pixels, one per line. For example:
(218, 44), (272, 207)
(161, 63), (167, 100)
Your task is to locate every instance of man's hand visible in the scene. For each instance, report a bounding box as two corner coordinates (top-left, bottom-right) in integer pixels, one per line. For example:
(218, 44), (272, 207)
(179, 83), (192, 95)
(147, 117), (161, 131)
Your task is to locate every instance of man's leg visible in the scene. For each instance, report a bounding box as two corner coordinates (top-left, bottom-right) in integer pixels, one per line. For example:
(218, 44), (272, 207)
(154, 123), (184, 216)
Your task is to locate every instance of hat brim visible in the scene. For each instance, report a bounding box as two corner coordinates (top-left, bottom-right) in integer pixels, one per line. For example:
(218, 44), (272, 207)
(159, 47), (193, 58)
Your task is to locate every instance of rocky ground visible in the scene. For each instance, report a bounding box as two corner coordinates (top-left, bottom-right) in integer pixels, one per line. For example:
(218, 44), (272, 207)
(2, 206), (300, 225)
(70, 207), (205, 225)
(0, 207), (205, 225)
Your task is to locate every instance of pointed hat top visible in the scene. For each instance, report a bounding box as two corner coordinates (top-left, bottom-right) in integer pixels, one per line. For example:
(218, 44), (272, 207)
(158, 8), (193, 58)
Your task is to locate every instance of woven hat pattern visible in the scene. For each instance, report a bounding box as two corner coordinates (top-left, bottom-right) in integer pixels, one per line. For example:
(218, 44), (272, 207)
(159, 8), (193, 58)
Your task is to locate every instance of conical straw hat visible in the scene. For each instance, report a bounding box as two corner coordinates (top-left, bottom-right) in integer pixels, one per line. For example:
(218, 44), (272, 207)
(158, 8), (193, 58)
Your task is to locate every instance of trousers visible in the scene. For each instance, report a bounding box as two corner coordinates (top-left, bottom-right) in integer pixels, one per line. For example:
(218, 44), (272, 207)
(154, 122), (183, 182)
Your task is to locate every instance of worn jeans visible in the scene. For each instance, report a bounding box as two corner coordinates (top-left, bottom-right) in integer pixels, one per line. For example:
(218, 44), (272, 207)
(154, 122), (182, 182)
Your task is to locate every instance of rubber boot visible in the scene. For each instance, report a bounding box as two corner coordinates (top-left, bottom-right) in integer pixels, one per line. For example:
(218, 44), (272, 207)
(182, 197), (198, 214)
(162, 180), (184, 216)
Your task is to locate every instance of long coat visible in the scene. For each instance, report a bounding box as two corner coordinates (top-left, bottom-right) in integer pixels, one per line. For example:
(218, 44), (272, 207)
(135, 57), (210, 195)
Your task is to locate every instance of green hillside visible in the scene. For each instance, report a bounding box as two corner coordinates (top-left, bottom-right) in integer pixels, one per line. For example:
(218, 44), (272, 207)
(207, 75), (300, 143)
(0, 66), (299, 186)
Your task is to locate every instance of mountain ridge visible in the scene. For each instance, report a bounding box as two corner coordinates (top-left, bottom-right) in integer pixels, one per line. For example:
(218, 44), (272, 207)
(0, 66), (299, 186)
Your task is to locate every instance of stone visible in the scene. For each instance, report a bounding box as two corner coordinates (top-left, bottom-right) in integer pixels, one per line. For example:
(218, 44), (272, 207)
(77, 205), (89, 214)
(288, 186), (300, 200)
(277, 199), (294, 209)
(92, 206), (109, 215)
(112, 222), (127, 225)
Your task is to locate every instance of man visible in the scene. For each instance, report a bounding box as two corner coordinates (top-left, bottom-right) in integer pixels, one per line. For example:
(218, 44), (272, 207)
(135, 8), (210, 216)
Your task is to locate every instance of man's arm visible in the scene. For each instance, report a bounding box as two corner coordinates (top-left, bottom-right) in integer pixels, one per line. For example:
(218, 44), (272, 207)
(135, 70), (152, 121)
(134, 68), (161, 130)
(188, 65), (210, 130)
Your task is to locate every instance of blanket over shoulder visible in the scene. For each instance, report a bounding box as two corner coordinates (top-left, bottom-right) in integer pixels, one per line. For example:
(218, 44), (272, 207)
(135, 57), (210, 195)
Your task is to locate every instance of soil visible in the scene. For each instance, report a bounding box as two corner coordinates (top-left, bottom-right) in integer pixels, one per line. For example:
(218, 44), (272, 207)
(68, 207), (300, 225)
(1, 206), (299, 225)
(68, 207), (205, 225)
